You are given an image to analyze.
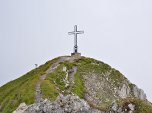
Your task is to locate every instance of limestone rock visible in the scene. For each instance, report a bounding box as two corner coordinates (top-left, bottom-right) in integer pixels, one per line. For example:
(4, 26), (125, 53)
(111, 101), (118, 111)
(62, 66), (67, 72)
(133, 86), (147, 100)
(118, 84), (130, 98)
(13, 103), (28, 113)
(23, 94), (94, 113)
(128, 103), (135, 111)
(107, 102), (135, 113)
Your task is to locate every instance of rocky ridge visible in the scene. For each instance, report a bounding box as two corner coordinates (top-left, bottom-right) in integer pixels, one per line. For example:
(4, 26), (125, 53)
(0, 56), (152, 113)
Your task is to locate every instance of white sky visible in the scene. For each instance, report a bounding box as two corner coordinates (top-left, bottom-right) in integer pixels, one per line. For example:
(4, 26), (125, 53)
(0, 0), (152, 102)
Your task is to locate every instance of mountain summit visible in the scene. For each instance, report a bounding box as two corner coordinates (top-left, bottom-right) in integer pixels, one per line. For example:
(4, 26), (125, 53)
(0, 56), (152, 113)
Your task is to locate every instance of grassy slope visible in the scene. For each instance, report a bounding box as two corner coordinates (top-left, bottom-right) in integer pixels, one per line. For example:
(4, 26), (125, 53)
(0, 57), (59, 113)
(0, 56), (152, 113)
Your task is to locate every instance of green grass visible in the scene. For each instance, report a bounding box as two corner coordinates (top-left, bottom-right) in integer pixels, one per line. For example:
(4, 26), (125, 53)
(134, 100), (152, 113)
(77, 57), (111, 75)
(63, 61), (74, 70)
(72, 72), (85, 98)
(41, 80), (59, 101)
(0, 57), (59, 113)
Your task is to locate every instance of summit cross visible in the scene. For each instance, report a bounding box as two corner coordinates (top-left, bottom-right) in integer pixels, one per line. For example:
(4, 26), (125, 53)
(68, 25), (84, 53)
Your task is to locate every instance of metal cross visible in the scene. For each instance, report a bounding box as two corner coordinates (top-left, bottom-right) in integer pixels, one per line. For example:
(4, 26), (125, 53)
(68, 25), (84, 53)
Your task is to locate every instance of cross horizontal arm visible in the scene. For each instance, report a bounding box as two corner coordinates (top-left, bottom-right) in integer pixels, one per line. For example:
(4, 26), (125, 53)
(68, 31), (84, 35)
(68, 32), (75, 35)
(76, 31), (84, 34)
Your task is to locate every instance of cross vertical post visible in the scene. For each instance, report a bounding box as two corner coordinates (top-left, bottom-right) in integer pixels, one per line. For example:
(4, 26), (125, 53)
(74, 25), (77, 53)
(68, 25), (84, 54)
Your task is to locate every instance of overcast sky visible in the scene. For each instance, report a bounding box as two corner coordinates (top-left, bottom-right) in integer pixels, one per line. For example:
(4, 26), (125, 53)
(0, 0), (152, 102)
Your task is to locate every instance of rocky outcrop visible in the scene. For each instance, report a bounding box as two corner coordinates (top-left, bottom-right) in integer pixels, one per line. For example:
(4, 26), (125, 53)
(13, 94), (137, 113)
(14, 94), (103, 113)
(107, 101), (135, 113)
(30, 94), (90, 113)
(118, 84), (130, 98)
(81, 69), (147, 111)
(133, 86), (147, 100)
(118, 83), (147, 101)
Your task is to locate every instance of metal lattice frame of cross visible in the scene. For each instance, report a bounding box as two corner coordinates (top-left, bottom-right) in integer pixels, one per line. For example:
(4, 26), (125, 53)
(68, 25), (84, 53)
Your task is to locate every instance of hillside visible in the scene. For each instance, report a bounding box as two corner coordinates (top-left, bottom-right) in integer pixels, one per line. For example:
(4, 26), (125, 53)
(0, 56), (152, 113)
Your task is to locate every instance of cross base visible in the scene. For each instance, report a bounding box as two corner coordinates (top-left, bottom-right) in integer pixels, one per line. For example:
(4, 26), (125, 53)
(71, 52), (81, 59)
